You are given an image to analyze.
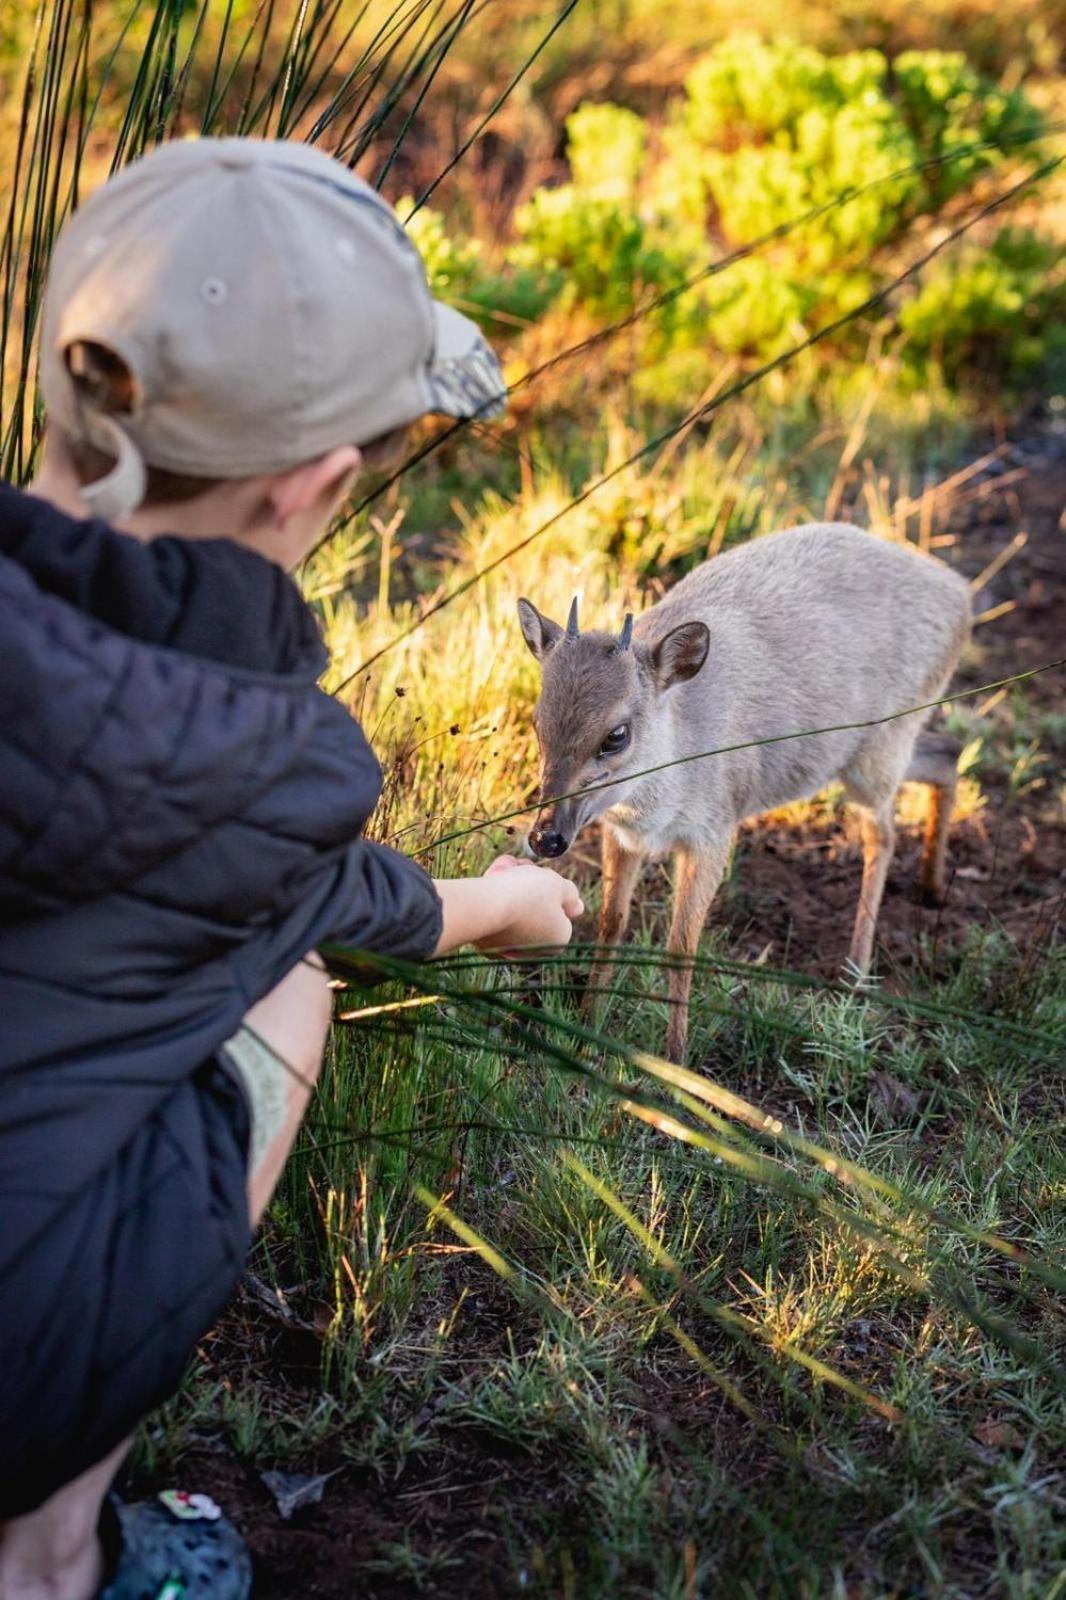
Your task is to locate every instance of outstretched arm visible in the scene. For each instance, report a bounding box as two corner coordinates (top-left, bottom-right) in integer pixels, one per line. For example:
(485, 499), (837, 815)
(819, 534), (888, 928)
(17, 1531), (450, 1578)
(432, 860), (584, 956)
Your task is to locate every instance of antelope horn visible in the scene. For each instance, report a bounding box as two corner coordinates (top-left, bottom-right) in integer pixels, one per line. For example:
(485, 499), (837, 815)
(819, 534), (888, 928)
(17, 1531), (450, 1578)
(566, 596), (580, 639)
(618, 613), (633, 651)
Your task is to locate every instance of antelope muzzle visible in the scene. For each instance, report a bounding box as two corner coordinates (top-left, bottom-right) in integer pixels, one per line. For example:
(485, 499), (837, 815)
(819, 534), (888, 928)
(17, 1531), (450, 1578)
(528, 819), (570, 858)
(528, 781), (586, 858)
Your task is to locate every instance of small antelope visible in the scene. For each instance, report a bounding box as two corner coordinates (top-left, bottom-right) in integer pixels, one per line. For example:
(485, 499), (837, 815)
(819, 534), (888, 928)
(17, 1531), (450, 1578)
(517, 523), (971, 1061)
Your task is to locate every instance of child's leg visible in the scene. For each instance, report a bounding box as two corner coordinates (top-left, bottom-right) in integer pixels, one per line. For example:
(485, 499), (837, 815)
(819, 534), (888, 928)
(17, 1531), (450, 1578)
(240, 954), (332, 1223)
(0, 1439), (128, 1600)
(0, 957), (332, 1600)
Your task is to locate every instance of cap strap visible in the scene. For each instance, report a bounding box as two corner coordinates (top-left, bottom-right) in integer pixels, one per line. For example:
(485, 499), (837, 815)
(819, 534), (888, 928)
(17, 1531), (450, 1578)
(78, 411), (148, 523)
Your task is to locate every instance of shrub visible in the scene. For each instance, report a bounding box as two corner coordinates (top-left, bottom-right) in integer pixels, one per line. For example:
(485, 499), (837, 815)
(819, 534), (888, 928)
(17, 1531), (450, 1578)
(678, 34), (888, 145)
(510, 37), (1050, 388)
(564, 102), (648, 202)
(893, 50), (1044, 200)
(702, 99), (920, 268)
(700, 257), (816, 357)
(900, 227), (1066, 385)
(511, 189), (689, 319)
(403, 198), (559, 334)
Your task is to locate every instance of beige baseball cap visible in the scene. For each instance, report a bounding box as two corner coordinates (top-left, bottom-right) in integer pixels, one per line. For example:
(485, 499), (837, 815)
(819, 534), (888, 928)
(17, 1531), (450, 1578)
(39, 137), (508, 520)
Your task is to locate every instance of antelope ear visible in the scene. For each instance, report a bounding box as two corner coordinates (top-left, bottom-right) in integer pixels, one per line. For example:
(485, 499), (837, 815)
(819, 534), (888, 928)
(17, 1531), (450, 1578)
(650, 621), (710, 690)
(517, 598), (564, 662)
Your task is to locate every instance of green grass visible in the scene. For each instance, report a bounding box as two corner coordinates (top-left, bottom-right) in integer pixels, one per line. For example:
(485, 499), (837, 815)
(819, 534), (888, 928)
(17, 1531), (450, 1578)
(140, 928), (1064, 1596)
(3, 3), (1064, 1593)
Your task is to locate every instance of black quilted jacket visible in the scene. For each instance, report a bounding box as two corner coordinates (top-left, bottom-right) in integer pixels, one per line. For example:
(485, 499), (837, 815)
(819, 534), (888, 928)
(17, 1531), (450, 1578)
(0, 481), (442, 1510)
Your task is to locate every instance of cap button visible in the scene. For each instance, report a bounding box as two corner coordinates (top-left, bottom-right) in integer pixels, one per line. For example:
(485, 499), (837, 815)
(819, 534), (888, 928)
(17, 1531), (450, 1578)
(215, 141), (259, 170)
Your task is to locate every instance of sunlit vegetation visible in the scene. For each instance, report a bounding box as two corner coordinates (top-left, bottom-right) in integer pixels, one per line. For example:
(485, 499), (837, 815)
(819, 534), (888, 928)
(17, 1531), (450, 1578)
(3, 2), (1064, 1593)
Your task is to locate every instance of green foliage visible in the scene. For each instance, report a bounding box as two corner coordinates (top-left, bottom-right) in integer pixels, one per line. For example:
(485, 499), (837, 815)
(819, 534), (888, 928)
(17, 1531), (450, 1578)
(679, 34), (889, 145)
(703, 99), (919, 264)
(146, 925), (1066, 1595)
(564, 101), (648, 201)
(901, 227), (1066, 384)
(512, 188), (688, 318)
(651, 33), (922, 265)
(508, 104), (688, 318)
(893, 50), (1045, 199)
(701, 256), (816, 356)
(403, 198), (560, 334)
(505, 35), (1053, 390)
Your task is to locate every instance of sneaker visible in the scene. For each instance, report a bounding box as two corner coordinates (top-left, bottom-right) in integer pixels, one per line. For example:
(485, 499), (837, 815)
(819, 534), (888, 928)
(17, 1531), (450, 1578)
(98, 1490), (252, 1599)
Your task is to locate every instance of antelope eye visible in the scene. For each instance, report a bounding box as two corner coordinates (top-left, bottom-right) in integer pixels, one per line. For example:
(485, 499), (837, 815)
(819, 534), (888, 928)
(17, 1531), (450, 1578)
(598, 723), (630, 757)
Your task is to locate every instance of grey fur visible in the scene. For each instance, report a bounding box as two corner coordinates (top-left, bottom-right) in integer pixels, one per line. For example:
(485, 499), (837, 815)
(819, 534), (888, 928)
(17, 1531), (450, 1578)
(520, 522), (972, 1060)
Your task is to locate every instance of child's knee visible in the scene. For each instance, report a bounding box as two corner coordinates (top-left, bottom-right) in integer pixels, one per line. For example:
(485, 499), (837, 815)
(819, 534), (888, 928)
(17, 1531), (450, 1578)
(222, 958), (332, 1186)
(242, 957), (331, 1088)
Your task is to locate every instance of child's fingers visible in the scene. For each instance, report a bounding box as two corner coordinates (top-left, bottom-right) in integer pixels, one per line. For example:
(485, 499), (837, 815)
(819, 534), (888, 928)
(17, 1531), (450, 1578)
(563, 885), (585, 919)
(484, 854), (525, 877)
(544, 870), (583, 919)
(538, 867), (583, 920)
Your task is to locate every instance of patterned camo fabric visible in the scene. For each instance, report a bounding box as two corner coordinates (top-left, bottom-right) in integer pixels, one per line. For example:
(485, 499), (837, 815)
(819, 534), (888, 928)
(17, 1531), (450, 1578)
(99, 1498), (251, 1600)
(427, 333), (507, 420)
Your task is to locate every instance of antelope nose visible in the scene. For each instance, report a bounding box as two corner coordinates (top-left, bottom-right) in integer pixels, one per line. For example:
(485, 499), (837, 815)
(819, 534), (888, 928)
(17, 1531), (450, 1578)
(530, 827), (569, 859)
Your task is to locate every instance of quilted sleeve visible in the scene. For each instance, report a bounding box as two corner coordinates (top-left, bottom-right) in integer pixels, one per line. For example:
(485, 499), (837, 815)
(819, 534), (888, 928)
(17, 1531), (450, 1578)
(1, 537), (440, 967)
(298, 838), (443, 961)
(220, 695), (444, 961)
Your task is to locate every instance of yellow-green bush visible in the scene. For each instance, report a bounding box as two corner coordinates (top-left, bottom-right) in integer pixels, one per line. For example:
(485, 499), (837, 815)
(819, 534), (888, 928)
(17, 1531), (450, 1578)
(408, 36), (1055, 397)
(403, 198), (559, 334)
(900, 226), (1066, 384)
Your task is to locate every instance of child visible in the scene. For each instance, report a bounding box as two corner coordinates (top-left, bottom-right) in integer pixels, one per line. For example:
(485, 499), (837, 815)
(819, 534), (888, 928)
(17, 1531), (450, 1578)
(0, 137), (582, 1600)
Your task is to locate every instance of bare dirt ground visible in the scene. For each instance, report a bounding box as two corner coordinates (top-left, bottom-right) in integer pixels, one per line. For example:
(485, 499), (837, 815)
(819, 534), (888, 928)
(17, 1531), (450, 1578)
(134, 425), (1064, 1597)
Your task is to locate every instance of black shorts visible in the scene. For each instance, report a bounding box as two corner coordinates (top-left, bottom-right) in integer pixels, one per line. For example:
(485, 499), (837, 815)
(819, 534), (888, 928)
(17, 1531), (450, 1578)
(0, 1059), (250, 1518)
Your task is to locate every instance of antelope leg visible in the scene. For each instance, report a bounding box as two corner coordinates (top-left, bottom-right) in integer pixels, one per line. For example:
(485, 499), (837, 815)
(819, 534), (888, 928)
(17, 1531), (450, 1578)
(848, 802), (897, 974)
(584, 830), (645, 1022)
(665, 840), (731, 1063)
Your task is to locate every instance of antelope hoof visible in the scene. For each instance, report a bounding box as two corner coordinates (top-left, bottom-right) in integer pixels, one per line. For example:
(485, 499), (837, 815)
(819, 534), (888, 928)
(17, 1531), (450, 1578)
(916, 876), (947, 909)
(665, 1020), (688, 1065)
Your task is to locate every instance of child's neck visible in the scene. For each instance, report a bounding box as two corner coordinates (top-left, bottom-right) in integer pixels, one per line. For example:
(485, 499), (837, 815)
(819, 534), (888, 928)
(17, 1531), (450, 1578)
(31, 445), (289, 566)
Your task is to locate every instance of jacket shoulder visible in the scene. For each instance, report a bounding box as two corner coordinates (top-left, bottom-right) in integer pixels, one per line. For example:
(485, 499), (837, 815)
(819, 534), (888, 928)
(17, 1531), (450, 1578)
(0, 554), (379, 914)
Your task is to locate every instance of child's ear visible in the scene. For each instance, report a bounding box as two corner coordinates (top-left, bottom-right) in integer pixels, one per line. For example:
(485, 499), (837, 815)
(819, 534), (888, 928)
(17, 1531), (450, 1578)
(269, 446), (362, 524)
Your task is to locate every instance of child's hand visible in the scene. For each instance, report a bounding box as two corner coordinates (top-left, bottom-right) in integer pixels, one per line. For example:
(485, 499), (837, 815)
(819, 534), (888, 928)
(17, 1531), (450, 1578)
(483, 853), (526, 877)
(476, 860), (583, 952)
(431, 862), (583, 957)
